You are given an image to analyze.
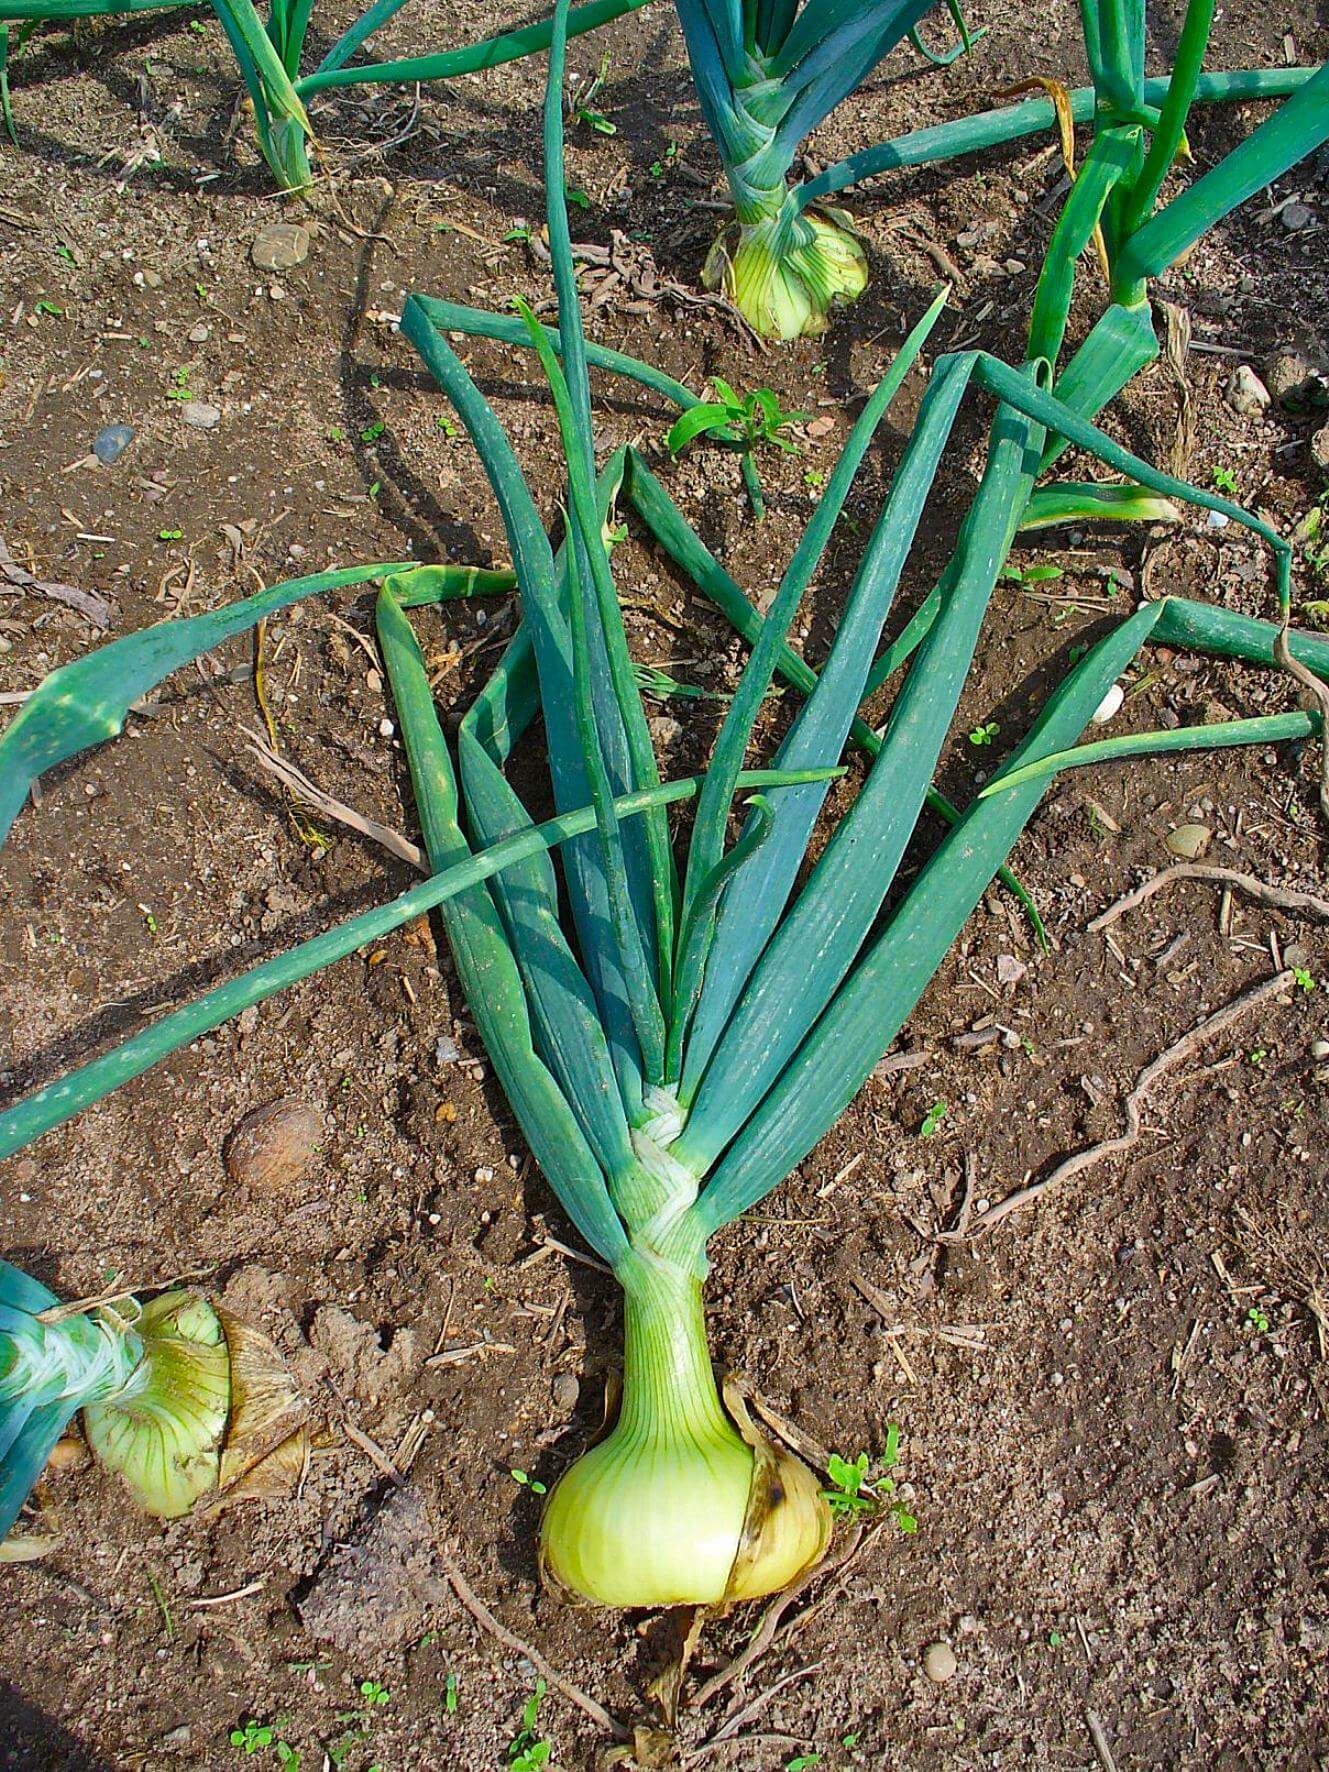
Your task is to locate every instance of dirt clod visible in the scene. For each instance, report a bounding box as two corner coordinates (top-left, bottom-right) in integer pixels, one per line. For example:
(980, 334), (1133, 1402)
(298, 1486), (447, 1655)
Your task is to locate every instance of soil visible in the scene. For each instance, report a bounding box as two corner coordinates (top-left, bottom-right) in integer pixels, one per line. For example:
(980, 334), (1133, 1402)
(2, 2), (1329, 1769)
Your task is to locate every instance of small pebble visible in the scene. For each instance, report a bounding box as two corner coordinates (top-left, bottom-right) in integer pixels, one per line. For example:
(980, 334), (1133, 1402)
(188, 322), (210, 344)
(1165, 823), (1212, 860)
(1311, 1038), (1329, 1061)
(378, 717), (395, 738)
(1281, 201), (1313, 231)
(92, 423), (134, 464)
(1226, 364), (1270, 417)
(181, 400), (221, 431)
(923, 1642), (957, 1683)
(996, 953), (1027, 986)
(1091, 682), (1124, 725)
(551, 1373), (580, 1412)
(1206, 509), (1230, 530)
(225, 1098), (323, 1193)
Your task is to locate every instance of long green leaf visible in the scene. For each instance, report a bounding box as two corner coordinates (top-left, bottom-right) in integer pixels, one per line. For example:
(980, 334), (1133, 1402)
(692, 601), (1167, 1234)
(537, 11), (677, 1001)
(297, 0), (649, 95)
(971, 352), (1293, 611)
(981, 708), (1318, 797)
(1113, 62), (1329, 300)
(1026, 125), (1138, 367)
(376, 581), (637, 1263)
(621, 449), (1045, 942)
(674, 376), (1039, 1164)
(399, 294), (647, 1107)
(679, 339), (969, 1089)
(794, 67), (1317, 209)
(0, 561), (414, 847)
(1019, 481), (1181, 530)
(0, 766), (823, 1168)
(457, 469), (637, 1183)
(674, 286), (946, 1041)
(1116, 0), (1215, 239)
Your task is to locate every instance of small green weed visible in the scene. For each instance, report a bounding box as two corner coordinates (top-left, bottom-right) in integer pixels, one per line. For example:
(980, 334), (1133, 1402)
(568, 50), (616, 133)
(919, 1100), (947, 1138)
(230, 1722), (274, 1756)
(508, 1680), (551, 1770)
(968, 720), (999, 747)
(1001, 561), (1064, 586)
(510, 1467), (547, 1496)
(821, 1426), (917, 1532)
(668, 378), (806, 458)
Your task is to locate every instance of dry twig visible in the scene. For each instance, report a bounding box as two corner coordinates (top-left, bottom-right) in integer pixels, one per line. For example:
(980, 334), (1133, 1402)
(968, 970), (1296, 1234)
(1090, 863), (1329, 932)
(438, 1542), (628, 1741)
(244, 730), (424, 868)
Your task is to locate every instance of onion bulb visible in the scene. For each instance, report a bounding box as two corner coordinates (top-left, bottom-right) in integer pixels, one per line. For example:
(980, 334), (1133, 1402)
(1, 1260), (306, 1548)
(539, 1257), (830, 1607)
(704, 205), (868, 342)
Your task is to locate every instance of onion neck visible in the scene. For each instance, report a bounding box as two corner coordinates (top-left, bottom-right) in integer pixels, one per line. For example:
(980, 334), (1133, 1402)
(0, 1309), (144, 1411)
(615, 1250), (733, 1448)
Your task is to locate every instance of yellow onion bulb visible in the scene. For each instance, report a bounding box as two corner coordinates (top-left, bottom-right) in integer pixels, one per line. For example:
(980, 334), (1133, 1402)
(83, 1291), (230, 1519)
(539, 1261), (831, 1608)
(705, 206), (869, 341)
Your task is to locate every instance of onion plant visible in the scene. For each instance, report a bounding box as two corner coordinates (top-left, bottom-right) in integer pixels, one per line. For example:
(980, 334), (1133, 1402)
(2, 0), (1328, 1605)
(0, 1261), (304, 1546)
(0, 0), (656, 187)
(433, 1), (1316, 338)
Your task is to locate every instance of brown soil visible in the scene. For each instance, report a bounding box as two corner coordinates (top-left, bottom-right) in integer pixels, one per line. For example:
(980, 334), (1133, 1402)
(2, 3), (1328, 1769)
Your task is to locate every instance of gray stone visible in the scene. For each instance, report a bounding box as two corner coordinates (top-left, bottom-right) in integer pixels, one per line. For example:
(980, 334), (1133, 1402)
(551, 1372), (580, 1412)
(181, 401), (221, 431)
(92, 423), (134, 464)
(996, 953), (1027, 986)
(252, 221), (310, 272)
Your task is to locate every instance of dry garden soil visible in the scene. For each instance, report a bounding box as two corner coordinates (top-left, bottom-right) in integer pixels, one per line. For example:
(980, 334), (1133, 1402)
(2, 1), (1328, 1767)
